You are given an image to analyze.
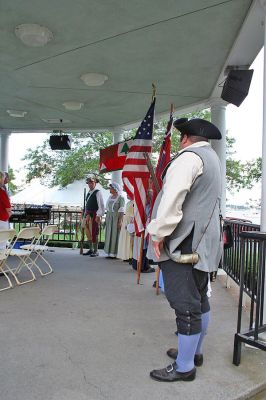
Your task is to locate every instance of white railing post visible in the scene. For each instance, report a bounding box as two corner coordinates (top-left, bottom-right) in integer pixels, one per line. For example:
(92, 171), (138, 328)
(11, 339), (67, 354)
(111, 128), (124, 187)
(0, 130), (11, 172)
(210, 99), (227, 217)
(259, 0), (266, 325)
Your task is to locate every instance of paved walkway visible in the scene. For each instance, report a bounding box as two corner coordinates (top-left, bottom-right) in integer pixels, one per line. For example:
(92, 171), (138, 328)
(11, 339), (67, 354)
(0, 248), (265, 400)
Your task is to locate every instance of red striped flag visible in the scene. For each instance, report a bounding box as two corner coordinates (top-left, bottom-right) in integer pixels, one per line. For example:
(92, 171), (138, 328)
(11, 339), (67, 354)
(155, 111), (173, 189)
(122, 98), (156, 235)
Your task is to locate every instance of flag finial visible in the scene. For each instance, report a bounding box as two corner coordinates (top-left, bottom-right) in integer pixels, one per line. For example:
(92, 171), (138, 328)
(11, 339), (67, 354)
(170, 103), (174, 114)
(152, 83), (156, 100)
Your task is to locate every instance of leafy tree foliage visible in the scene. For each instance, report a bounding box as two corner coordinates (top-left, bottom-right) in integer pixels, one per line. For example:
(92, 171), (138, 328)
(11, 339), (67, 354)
(6, 167), (17, 194)
(22, 109), (261, 191)
(225, 134), (261, 191)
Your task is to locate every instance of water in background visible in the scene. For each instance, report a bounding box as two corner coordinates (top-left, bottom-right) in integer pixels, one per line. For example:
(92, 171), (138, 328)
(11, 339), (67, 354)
(226, 207), (260, 225)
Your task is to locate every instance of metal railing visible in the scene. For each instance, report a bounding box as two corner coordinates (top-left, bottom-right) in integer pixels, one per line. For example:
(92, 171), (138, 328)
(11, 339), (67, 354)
(233, 231), (266, 365)
(10, 209), (105, 247)
(223, 219), (260, 297)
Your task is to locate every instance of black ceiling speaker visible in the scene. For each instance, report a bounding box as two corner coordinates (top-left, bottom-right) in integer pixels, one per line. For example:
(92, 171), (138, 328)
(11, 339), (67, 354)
(221, 69), (254, 107)
(49, 134), (72, 150)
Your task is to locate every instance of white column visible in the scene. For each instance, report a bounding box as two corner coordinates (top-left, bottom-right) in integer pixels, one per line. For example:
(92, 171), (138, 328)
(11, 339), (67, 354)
(0, 131), (11, 172)
(259, 0), (266, 326)
(111, 128), (124, 187)
(261, 13), (266, 231)
(210, 100), (227, 216)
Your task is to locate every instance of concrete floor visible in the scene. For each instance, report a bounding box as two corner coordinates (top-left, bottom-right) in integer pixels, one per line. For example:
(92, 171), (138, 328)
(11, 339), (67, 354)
(0, 248), (265, 400)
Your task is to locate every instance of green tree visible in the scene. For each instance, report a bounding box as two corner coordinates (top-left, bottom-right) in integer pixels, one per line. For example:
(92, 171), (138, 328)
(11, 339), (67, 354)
(225, 133), (261, 191)
(6, 167), (17, 194)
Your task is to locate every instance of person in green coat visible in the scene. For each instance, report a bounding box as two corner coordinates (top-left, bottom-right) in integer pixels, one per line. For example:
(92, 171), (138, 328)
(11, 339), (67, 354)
(104, 182), (125, 259)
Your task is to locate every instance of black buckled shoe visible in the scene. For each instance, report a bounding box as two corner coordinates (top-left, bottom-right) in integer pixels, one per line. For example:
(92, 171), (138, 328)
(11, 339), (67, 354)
(83, 250), (93, 256)
(167, 348), (203, 367)
(150, 362), (196, 382)
(90, 252), (99, 257)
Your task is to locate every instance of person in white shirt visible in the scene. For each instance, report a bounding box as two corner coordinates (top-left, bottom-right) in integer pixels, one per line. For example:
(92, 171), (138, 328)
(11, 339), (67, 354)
(147, 118), (222, 383)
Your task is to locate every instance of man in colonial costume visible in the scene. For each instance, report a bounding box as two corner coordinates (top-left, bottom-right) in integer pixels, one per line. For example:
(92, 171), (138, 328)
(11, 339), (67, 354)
(147, 118), (223, 382)
(83, 174), (105, 257)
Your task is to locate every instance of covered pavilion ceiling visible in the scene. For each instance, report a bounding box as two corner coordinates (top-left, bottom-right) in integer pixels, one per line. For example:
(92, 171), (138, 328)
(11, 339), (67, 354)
(0, 0), (263, 132)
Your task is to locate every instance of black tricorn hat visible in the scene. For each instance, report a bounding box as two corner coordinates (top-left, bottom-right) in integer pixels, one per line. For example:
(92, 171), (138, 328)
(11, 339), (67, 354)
(173, 118), (222, 140)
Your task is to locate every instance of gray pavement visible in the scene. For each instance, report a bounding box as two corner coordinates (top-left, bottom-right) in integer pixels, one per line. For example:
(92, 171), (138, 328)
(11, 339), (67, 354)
(0, 248), (265, 400)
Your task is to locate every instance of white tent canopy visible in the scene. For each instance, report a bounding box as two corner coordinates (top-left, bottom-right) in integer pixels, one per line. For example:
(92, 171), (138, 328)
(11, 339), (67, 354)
(11, 179), (110, 207)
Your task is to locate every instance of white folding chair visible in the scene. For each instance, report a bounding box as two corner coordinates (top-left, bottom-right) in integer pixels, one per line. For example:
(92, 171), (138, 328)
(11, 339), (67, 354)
(21, 224), (57, 276)
(0, 229), (17, 291)
(8, 227), (41, 285)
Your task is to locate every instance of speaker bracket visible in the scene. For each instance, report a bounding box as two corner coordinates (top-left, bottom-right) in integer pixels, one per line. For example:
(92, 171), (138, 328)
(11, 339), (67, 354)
(224, 65), (250, 76)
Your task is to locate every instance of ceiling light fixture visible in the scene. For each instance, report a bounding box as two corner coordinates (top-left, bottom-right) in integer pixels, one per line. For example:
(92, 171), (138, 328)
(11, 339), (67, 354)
(7, 109), (27, 118)
(15, 24), (53, 47)
(80, 73), (108, 87)
(62, 101), (84, 111)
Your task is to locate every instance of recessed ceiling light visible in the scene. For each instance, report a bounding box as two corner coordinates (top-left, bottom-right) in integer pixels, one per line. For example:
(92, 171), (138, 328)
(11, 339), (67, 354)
(62, 101), (84, 111)
(15, 24), (53, 47)
(7, 109), (27, 118)
(80, 73), (108, 87)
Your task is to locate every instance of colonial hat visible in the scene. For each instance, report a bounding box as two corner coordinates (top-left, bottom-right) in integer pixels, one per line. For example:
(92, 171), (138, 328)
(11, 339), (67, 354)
(173, 118), (222, 140)
(109, 182), (122, 193)
(86, 174), (99, 183)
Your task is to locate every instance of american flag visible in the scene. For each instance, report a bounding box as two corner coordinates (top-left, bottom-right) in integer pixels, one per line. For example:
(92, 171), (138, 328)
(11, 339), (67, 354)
(155, 111), (173, 189)
(122, 98), (156, 235)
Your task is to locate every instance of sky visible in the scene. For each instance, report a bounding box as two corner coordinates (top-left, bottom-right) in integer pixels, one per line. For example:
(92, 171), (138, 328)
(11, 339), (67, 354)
(8, 49), (264, 201)
(9, 132), (48, 185)
(226, 49), (263, 162)
(225, 49), (263, 205)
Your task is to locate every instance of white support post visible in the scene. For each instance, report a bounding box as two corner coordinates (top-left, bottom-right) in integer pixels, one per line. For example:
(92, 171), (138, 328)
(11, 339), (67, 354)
(112, 128), (124, 187)
(261, 19), (266, 232)
(0, 131), (11, 172)
(210, 100), (227, 217)
(259, 0), (266, 325)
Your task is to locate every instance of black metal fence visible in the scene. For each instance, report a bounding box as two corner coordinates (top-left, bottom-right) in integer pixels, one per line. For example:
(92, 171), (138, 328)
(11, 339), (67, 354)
(223, 219), (260, 297)
(233, 230), (266, 365)
(11, 209), (105, 247)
